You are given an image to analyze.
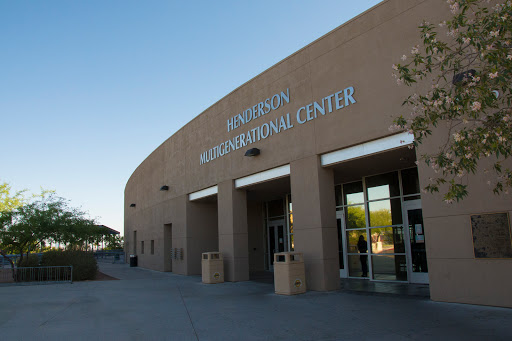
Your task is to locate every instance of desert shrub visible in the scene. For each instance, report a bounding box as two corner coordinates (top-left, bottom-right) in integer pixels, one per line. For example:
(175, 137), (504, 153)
(17, 254), (40, 267)
(41, 250), (97, 281)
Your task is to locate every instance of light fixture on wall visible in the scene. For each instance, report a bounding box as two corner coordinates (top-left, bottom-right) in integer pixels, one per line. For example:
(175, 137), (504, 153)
(160, 185), (169, 191)
(130, 203), (136, 207)
(244, 148), (260, 157)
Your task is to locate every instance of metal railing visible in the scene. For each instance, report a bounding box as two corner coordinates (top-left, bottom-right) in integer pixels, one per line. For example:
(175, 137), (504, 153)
(0, 266), (73, 284)
(94, 250), (125, 264)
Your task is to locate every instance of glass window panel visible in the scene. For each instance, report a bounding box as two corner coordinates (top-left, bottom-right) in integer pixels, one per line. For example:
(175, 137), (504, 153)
(369, 226), (405, 254)
(401, 168), (420, 196)
(348, 255), (368, 277)
(335, 185), (342, 207)
(278, 225), (285, 252)
(404, 195), (421, 201)
(346, 229), (366, 253)
(368, 198), (402, 227)
(343, 181), (364, 205)
(267, 199), (284, 217)
(345, 205), (366, 229)
(269, 217), (284, 222)
(371, 255), (407, 281)
(288, 194), (294, 235)
(366, 172), (400, 200)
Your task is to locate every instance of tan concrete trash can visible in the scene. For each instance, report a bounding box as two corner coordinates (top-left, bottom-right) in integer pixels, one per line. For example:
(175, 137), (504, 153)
(273, 252), (306, 295)
(201, 252), (224, 284)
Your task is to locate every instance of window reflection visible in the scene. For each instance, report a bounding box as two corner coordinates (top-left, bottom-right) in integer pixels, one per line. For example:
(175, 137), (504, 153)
(336, 168), (422, 282)
(371, 255), (407, 281)
(348, 255), (368, 278)
(366, 172), (400, 200)
(368, 199), (402, 227)
(345, 205), (366, 229)
(343, 181), (364, 205)
(288, 194), (294, 250)
(369, 226), (405, 254)
(367, 185), (390, 201)
(346, 230), (366, 253)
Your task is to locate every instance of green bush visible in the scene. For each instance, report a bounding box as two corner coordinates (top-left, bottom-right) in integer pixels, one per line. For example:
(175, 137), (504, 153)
(18, 254), (40, 267)
(41, 250), (98, 281)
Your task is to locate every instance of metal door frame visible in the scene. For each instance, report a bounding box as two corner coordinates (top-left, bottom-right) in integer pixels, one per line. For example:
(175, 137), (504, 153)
(336, 210), (348, 278)
(266, 219), (286, 270)
(403, 199), (429, 284)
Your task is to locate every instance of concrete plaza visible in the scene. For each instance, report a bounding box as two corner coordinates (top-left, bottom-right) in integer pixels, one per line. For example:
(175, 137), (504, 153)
(1, 263), (511, 340)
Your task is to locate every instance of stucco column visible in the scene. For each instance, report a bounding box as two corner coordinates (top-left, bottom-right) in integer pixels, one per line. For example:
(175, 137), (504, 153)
(290, 155), (340, 291)
(218, 180), (249, 282)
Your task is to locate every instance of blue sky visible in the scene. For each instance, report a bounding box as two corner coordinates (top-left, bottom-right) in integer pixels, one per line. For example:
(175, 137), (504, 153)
(1, 0), (382, 234)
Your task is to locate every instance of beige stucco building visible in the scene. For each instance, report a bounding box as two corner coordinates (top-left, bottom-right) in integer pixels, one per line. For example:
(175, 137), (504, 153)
(124, 0), (512, 308)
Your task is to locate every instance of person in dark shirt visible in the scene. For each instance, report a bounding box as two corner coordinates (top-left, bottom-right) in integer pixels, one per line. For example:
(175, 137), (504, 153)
(357, 235), (368, 277)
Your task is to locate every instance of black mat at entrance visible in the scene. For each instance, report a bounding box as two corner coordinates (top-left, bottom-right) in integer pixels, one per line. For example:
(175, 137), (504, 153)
(341, 278), (430, 298)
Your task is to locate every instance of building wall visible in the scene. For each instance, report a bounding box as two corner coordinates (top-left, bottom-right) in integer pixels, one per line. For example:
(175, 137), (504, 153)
(248, 201), (265, 272)
(418, 126), (512, 307)
(125, 0), (512, 307)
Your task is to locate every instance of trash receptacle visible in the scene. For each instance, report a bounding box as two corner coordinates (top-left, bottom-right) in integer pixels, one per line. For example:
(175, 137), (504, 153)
(201, 252), (224, 284)
(274, 252), (306, 295)
(130, 254), (138, 267)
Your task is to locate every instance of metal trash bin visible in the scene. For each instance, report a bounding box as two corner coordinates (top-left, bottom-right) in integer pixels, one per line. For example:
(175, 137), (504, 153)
(274, 252), (306, 295)
(201, 252), (224, 284)
(130, 254), (138, 267)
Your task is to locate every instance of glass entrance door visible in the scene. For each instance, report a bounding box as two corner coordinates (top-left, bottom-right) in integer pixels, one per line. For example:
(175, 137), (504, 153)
(267, 219), (286, 270)
(403, 200), (429, 284)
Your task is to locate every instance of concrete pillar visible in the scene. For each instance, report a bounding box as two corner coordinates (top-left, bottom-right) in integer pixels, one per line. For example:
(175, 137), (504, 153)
(170, 195), (187, 276)
(218, 180), (250, 282)
(185, 200), (219, 275)
(290, 155), (340, 291)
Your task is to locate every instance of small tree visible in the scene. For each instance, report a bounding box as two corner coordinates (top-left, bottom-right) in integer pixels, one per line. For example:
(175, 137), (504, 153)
(0, 181), (30, 272)
(391, 0), (512, 202)
(0, 181), (27, 213)
(104, 234), (124, 250)
(0, 193), (97, 264)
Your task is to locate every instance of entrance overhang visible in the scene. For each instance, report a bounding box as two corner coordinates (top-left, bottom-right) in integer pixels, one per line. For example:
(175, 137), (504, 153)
(320, 132), (414, 167)
(235, 164), (290, 189)
(188, 185), (218, 201)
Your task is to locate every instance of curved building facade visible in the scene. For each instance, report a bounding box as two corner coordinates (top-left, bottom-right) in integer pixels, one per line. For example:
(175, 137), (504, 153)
(125, 0), (512, 307)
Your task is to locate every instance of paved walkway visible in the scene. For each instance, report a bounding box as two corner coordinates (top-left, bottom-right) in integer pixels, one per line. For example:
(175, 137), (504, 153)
(0, 263), (511, 340)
